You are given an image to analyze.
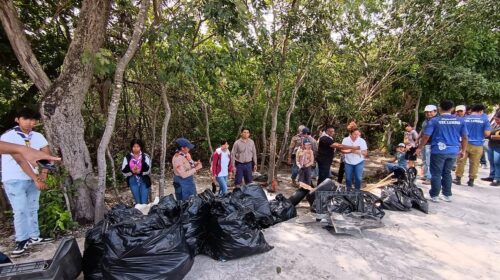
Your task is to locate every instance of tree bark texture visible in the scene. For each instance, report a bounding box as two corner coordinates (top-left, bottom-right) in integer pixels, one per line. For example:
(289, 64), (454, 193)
(0, 0), (112, 223)
(95, 0), (149, 222)
(159, 84), (172, 197)
(260, 98), (270, 174)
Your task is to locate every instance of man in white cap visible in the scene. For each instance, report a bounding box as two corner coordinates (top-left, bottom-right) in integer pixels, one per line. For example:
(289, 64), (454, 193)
(418, 104), (438, 185)
(455, 105), (466, 118)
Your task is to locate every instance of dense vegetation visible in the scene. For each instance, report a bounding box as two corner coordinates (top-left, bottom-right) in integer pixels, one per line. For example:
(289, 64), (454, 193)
(1, 0), (498, 225)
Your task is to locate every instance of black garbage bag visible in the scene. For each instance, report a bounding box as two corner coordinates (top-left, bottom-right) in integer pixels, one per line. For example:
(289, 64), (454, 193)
(149, 194), (182, 226)
(269, 194), (297, 224)
(233, 184), (274, 228)
(380, 186), (412, 211)
(288, 187), (310, 206)
(82, 221), (105, 280)
(181, 189), (215, 255)
(105, 203), (144, 224)
(0, 252), (11, 264)
(306, 179), (340, 212)
(202, 195), (273, 261)
(102, 213), (193, 280)
(409, 186), (429, 214)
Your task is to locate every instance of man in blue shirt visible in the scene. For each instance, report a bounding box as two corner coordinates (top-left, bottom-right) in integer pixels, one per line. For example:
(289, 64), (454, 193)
(453, 104), (491, 187)
(416, 100), (468, 203)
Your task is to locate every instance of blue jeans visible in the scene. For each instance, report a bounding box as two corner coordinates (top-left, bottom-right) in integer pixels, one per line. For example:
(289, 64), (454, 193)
(216, 176), (228, 195)
(4, 180), (40, 241)
(317, 162), (332, 185)
(429, 153), (456, 197)
(291, 160), (299, 180)
(486, 146), (496, 179)
(235, 162), (253, 186)
(128, 176), (149, 204)
(492, 146), (500, 181)
(422, 145), (432, 179)
(173, 175), (197, 201)
(345, 161), (365, 191)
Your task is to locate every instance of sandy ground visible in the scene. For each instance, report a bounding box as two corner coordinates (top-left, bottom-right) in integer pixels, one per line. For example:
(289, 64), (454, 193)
(2, 159), (500, 279)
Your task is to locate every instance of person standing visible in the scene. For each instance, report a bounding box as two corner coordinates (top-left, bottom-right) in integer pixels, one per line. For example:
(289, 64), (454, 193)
(172, 138), (202, 200)
(211, 139), (234, 195)
(453, 104), (491, 187)
(1, 108), (54, 255)
(341, 128), (368, 191)
(417, 100), (468, 203)
(121, 139), (152, 204)
(419, 105), (438, 185)
(287, 125), (306, 186)
(483, 112), (500, 186)
(296, 139), (315, 186)
(231, 128), (257, 186)
(403, 123), (419, 168)
(316, 125), (360, 185)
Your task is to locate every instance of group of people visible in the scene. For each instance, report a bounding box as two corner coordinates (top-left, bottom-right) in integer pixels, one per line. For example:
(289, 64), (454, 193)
(384, 101), (499, 203)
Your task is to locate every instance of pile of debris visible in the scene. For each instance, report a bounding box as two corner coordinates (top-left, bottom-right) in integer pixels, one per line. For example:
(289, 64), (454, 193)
(82, 184), (299, 280)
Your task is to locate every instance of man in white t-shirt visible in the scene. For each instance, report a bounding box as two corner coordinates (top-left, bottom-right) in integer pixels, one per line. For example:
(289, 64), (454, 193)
(1, 108), (53, 255)
(341, 128), (368, 191)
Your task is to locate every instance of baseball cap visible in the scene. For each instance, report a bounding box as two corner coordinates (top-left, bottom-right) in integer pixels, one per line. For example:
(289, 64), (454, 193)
(398, 143), (405, 147)
(302, 127), (311, 135)
(303, 138), (312, 145)
(455, 105), (466, 111)
(424, 105), (437, 112)
(175, 138), (195, 149)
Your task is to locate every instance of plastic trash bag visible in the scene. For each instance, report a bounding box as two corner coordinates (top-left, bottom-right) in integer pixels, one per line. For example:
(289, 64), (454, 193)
(0, 252), (11, 264)
(380, 186), (412, 211)
(181, 189), (215, 255)
(148, 194), (182, 226)
(202, 195), (273, 261)
(269, 194), (297, 224)
(82, 220), (105, 280)
(102, 214), (193, 280)
(306, 179), (339, 212)
(233, 184), (274, 228)
(288, 187), (310, 206)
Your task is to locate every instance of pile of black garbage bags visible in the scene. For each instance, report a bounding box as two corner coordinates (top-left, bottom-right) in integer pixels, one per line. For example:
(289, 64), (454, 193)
(379, 167), (429, 214)
(82, 184), (298, 280)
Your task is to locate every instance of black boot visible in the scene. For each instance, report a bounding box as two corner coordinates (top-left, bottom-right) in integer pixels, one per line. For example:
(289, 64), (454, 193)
(491, 181), (500, 187)
(467, 179), (474, 187)
(452, 176), (461, 185)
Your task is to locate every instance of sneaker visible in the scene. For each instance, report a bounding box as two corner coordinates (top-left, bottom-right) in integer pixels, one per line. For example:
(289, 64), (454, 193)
(430, 196), (439, 203)
(491, 181), (500, 187)
(467, 179), (474, 187)
(481, 177), (494, 182)
(27, 237), (53, 246)
(440, 195), (452, 202)
(452, 177), (461, 185)
(12, 239), (29, 255)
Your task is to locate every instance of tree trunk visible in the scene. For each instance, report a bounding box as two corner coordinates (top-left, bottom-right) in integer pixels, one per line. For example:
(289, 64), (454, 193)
(260, 98), (270, 174)
(276, 69), (307, 169)
(159, 84), (172, 197)
(201, 100), (213, 154)
(413, 91), (421, 128)
(149, 103), (161, 164)
(106, 148), (121, 204)
(95, 0), (149, 222)
(1, 0), (112, 223)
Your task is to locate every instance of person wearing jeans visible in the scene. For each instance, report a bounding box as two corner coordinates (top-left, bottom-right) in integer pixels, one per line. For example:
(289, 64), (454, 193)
(172, 138), (202, 201)
(1, 108), (54, 255)
(419, 105), (438, 185)
(417, 100), (468, 203)
(231, 128), (258, 186)
(287, 125), (306, 186)
(121, 139), (152, 204)
(341, 127), (368, 191)
(211, 140), (234, 195)
(486, 112), (500, 186)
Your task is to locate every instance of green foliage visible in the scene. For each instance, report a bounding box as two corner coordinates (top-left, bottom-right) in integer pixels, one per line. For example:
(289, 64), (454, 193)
(38, 174), (76, 238)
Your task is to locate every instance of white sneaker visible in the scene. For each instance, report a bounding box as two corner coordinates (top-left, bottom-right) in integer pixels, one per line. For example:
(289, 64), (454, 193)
(27, 237), (53, 246)
(430, 196), (439, 203)
(440, 195), (452, 202)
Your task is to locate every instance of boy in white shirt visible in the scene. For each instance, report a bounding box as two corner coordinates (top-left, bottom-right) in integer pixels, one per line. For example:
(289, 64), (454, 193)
(1, 108), (53, 255)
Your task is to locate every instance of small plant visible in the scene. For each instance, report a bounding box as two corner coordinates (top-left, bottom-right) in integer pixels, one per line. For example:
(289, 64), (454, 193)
(38, 174), (77, 237)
